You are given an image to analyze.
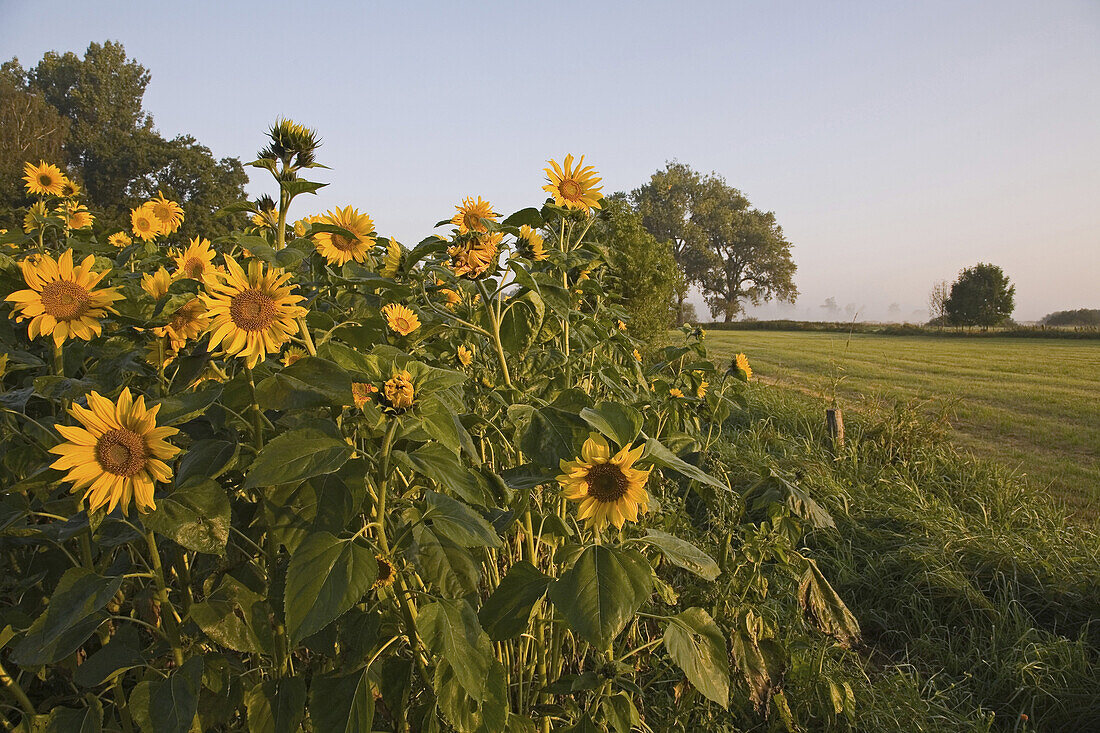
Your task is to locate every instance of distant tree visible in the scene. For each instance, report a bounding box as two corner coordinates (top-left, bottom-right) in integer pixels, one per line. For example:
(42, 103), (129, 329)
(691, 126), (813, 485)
(595, 196), (683, 344)
(888, 302), (901, 319)
(927, 280), (950, 328)
(820, 297), (840, 318)
(1041, 309), (1100, 327)
(2, 42), (246, 238)
(945, 263), (1015, 330)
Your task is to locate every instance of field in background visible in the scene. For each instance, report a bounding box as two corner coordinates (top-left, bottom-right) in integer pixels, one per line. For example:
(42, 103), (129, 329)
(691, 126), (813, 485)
(706, 330), (1100, 519)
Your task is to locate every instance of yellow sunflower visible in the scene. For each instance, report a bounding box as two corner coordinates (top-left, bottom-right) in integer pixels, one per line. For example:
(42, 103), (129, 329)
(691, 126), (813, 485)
(557, 434), (651, 531)
(23, 161), (66, 197)
(383, 370), (415, 411)
(447, 231), (501, 279)
(733, 353), (752, 381)
(372, 554), (396, 590)
(696, 380), (709, 399)
(172, 237), (218, 281)
(457, 345), (473, 367)
(451, 196), (497, 234)
(379, 238), (402, 278)
(59, 202), (94, 230)
(351, 382), (378, 409)
(201, 256), (307, 369)
(131, 203), (162, 242)
(6, 250), (123, 346)
(149, 192), (184, 234)
(153, 298), (210, 351)
(543, 154), (603, 211)
(617, 319), (627, 332)
(24, 201), (48, 232)
(669, 388), (684, 398)
(108, 232), (133, 249)
(516, 225), (547, 260)
(49, 388), (180, 515)
(141, 267), (172, 300)
(59, 179), (81, 198)
(633, 348), (642, 362)
(281, 346), (307, 367)
(382, 303), (420, 336)
(313, 206), (376, 266)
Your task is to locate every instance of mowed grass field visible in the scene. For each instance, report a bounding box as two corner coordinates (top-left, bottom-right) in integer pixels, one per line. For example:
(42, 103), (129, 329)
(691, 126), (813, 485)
(706, 331), (1100, 519)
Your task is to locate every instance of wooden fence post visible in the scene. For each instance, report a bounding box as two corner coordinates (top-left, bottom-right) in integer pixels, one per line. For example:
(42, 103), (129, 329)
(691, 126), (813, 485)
(826, 408), (844, 449)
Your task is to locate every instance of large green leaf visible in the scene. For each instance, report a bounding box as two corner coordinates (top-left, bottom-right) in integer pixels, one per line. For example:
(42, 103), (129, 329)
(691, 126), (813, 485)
(639, 529), (720, 581)
(144, 479), (230, 555)
(411, 524), (480, 598)
(255, 356), (352, 410)
(418, 599), (493, 702)
(11, 568), (122, 666)
(397, 444), (492, 506)
(664, 608), (730, 708)
(729, 612), (787, 713)
(423, 491), (501, 548)
(548, 545), (653, 648)
(244, 428), (353, 489)
(245, 677), (307, 733)
(798, 559), (860, 647)
(499, 291), (545, 355)
(41, 700), (102, 733)
(151, 386), (222, 426)
(190, 576), (271, 654)
(641, 436), (726, 490)
(309, 669), (375, 733)
(128, 655), (203, 733)
(73, 624), (144, 687)
(521, 407), (590, 469)
(285, 532), (377, 642)
(174, 439), (237, 488)
(579, 403), (643, 448)
(262, 473), (358, 554)
(478, 561), (551, 641)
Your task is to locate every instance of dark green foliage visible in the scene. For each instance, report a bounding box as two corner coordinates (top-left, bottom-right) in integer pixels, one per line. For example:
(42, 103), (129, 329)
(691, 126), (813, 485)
(945, 262), (1016, 329)
(1041, 308), (1100, 327)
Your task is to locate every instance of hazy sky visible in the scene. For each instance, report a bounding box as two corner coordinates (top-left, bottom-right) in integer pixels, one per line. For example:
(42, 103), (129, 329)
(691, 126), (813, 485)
(2, 0), (1098, 321)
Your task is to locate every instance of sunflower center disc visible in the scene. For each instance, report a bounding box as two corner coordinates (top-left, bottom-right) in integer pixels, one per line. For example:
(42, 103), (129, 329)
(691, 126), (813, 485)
(586, 463), (629, 502)
(39, 175), (52, 187)
(230, 289), (277, 331)
(560, 179), (582, 200)
(40, 281), (91, 321)
(184, 258), (205, 278)
(96, 428), (148, 476)
(330, 233), (360, 252)
(464, 214), (481, 230)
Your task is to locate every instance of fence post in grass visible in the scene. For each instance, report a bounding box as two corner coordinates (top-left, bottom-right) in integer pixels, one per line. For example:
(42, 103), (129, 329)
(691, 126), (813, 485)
(826, 408), (844, 449)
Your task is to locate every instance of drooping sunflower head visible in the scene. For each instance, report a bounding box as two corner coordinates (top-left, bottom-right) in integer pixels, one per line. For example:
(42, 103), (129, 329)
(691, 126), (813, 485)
(457, 345), (473, 367)
(382, 370), (415, 411)
(149, 192), (185, 234)
(49, 388), (180, 515)
(23, 201), (48, 233)
(516, 225), (547, 261)
(313, 206), (376, 266)
(373, 554), (396, 590)
(6, 249), (123, 346)
(153, 298), (210, 351)
(201, 256), (307, 369)
(543, 154), (603, 211)
(379, 238), (403, 279)
(281, 346), (307, 367)
(447, 231), (502, 279)
(733, 353), (752, 382)
(696, 380), (709, 399)
(557, 434), (651, 531)
(108, 231), (133, 249)
(131, 203), (162, 242)
(351, 381), (379, 409)
(59, 202), (94, 230)
(141, 267), (173, 300)
(172, 237), (218, 281)
(23, 161), (66, 197)
(451, 196), (497, 235)
(382, 303), (420, 336)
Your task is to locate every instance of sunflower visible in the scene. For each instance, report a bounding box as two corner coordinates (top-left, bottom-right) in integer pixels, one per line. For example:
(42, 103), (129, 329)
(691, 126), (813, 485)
(696, 380), (709, 399)
(23, 201), (48, 232)
(351, 382), (378, 409)
(108, 232), (133, 249)
(447, 231), (501, 279)
(457, 345), (473, 367)
(6, 250), (123, 346)
(733, 353), (752, 381)
(59, 179), (81, 198)
(669, 388), (684, 398)
(451, 196), (497, 234)
(372, 554), (396, 590)
(379, 238), (402, 278)
(516, 225), (547, 261)
(149, 192), (184, 234)
(23, 161), (66, 197)
(557, 434), (651, 531)
(281, 346), (307, 367)
(201, 256), (307, 369)
(141, 267), (172, 300)
(49, 388), (180, 515)
(59, 202), (94, 230)
(383, 370), (415, 411)
(617, 319), (627, 332)
(633, 348), (642, 362)
(131, 203), (162, 242)
(172, 237), (218, 281)
(382, 303), (420, 336)
(153, 298), (210, 351)
(543, 155), (603, 211)
(313, 206), (376, 266)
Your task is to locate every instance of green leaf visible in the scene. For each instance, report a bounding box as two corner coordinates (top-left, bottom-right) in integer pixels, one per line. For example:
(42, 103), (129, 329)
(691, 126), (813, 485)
(521, 407), (590, 469)
(41, 698), (102, 732)
(144, 479), (230, 555)
(73, 624), (144, 687)
(664, 608), (730, 708)
(398, 444), (492, 506)
(423, 491), (500, 548)
(580, 403), (643, 448)
(11, 568), (122, 666)
(601, 692), (640, 733)
(263, 473), (358, 554)
(284, 532), (377, 642)
(501, 207), (544, 228)
(309, 669), (375, 733)
(478, 561), (551, 641)
(174, 439), (237, 488)
(411, 524), (480, 598)
(244, 428), (353, 489)
(744, 473), (836, 529)
(418, 600), (493, 701)
(190, 577), (271, 654)
(639, 529), (720, 581)
(642, 436), (726, 490)
(548, 545), (653, 648)
(729, 620), (787, 713)
(499, 291), (545, 355)
(129, 656), (203, 733)
(798, 559), (860, 647)
(281, 178), (327, 197)
(255, 357), (352, 410)
(151, 386), (222, 426)
(245, 677), (307, 733)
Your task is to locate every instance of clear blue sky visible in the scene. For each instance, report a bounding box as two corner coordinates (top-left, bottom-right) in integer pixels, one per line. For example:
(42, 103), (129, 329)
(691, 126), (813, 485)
(3, 0), (1098, 321)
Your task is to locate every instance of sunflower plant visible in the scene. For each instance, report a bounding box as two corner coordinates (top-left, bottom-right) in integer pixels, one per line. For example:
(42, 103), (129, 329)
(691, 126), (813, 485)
(0, 127), (859, 732)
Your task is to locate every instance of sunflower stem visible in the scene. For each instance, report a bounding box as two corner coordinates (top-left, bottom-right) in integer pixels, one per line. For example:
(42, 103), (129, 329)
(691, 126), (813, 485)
(275, 190), (289, 251)
(246, 367), (264, 451)
(476, 279), (513, 390)
(297, 316), (317, 357)
(52, 342), (63, 377)
(144, 529), (185, 667)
